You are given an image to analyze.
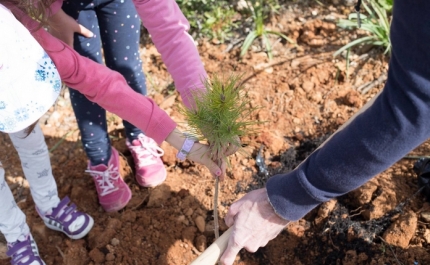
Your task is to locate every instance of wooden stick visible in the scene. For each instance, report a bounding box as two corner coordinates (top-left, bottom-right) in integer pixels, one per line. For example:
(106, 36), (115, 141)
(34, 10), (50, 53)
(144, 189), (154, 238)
(190, 227), (232, 265)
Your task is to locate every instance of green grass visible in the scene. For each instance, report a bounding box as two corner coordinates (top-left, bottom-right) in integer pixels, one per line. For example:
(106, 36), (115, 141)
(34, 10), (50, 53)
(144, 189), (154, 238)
(240, 0), (295, 60)
(177, 0), (294, 60)
(201, 6), (237, 43)
(334, 0), (392, 57)
(177, 0), (236, 41)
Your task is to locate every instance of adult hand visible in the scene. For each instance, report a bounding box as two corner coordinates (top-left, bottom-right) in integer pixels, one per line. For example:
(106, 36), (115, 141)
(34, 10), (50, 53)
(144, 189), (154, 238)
(48, 9), (93, 47)
(219, 188), (290, 265)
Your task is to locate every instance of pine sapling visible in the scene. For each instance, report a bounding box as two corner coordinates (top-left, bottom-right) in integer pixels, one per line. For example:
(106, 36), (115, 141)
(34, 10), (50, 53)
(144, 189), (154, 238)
(180, 74), (259, 239)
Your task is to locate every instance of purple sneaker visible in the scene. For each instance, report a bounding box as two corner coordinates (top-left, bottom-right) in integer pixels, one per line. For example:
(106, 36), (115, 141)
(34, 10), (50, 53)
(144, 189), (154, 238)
(86, 147), (132, 212)
(126, 134), (167, 187)
(38, 196), (94, 240)
(7, 233), (45, 265)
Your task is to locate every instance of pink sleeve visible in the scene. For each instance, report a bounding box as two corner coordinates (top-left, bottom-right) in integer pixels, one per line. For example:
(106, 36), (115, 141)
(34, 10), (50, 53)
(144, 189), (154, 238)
(14, 9), (176, 145)
(133, 0), (207, 109)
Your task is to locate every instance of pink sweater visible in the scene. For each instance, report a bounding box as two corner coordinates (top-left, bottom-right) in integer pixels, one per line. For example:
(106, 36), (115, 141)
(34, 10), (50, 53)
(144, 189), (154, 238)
(50, 0), (208, 109)
(12, 8), (176, 145)
(11, 0), (209, 144)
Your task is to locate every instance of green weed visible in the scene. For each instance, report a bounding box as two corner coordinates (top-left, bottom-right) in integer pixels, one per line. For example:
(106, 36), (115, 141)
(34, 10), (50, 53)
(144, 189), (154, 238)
(240, 0), (295, 60)
(201, 6), (237, 43)
(177, 0), (235, 41)
(334, 0), (392, 57)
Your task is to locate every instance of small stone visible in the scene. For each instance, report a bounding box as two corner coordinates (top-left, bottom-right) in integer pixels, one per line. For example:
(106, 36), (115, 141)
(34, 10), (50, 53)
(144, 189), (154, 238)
(185, 208), (193, 217)
(421, 212), (430, 223)
(324, 14), (336, 22)
(111, 238), (120, 246)
(424, 229), (430, 244)
(382, 211), (417, 248)
(105, 253), (115, 261)
(89, 248), (105, 263)
(182, 226), (197, 242)
(194, 216), (205, 233)
(195, 235), (207, 252)
(302, 81), (314, 93)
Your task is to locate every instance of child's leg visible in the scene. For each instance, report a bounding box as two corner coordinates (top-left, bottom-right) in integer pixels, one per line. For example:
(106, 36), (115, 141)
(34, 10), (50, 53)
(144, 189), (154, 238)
(96, 0), (166, 187)
(62, 0), (132, 212)
(9, 125), (94, 240)
(0, 164), (45, 264)
(96, 0), (147, 141)
(0, 166), (29, 243)
(62, 0), (112, 167)
(8, 125), (59, 214)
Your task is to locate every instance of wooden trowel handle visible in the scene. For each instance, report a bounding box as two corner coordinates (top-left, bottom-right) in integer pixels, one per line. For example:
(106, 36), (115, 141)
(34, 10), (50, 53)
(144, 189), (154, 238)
(190, 227), (233, 265)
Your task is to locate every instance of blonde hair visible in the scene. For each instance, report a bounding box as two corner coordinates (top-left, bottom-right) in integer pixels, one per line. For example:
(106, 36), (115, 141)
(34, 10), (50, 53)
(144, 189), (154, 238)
(2, 0), (56, 25)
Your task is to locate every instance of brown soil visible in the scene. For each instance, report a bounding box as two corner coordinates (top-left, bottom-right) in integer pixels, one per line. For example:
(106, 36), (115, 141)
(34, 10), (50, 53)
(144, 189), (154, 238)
(2, 1), (430, 264)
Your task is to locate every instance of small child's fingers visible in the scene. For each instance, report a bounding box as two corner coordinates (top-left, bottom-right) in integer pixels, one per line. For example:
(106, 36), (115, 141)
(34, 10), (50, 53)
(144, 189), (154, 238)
(206, 159), (224, 179)
(215, 160), (227, 181)
(78, 24), (94, 38)
(187, 148), (224, 178)
(224, 143), (239, 157)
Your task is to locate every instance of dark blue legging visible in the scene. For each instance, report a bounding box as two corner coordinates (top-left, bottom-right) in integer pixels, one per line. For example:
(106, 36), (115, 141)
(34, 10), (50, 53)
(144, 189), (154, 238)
(62, 0), (146, 166)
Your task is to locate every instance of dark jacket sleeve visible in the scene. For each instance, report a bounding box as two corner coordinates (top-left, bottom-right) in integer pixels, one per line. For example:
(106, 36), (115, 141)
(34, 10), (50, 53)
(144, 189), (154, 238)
(267, 0), (430, 221)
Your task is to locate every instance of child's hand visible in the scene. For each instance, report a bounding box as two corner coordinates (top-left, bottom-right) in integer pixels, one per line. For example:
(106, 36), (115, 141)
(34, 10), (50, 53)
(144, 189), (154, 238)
(166, 128), (235, 180)
(48, 10), (93, 47)
(187, 142), (227, 180)
(219, 135), (241, 157)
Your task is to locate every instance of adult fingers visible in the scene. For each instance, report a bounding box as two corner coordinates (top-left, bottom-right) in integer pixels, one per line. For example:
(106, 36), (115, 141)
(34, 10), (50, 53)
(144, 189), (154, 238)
(219, 234), (243, 265)
(244, 242), (260, 253)
(224, 199), (243, 227)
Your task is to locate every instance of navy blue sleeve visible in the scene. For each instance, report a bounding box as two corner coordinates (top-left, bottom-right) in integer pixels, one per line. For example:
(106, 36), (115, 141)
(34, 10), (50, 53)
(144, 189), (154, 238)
(266, 0), (430, 221)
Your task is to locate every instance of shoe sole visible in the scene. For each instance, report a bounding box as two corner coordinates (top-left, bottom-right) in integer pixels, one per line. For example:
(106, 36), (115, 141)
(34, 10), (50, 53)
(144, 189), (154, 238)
(44, 216), (94, 240)
(31, 236), (47, 265)
(137, 172), (167, 188)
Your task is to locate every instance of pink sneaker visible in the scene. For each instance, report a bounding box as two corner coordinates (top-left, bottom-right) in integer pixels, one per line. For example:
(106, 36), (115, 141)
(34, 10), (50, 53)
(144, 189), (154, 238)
(126, 134), (166, 187)
(85, 147), (132, 212)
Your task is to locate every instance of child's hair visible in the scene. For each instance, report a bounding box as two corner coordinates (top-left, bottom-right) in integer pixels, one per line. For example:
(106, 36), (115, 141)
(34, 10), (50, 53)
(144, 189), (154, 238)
(2, 0), (56, 25)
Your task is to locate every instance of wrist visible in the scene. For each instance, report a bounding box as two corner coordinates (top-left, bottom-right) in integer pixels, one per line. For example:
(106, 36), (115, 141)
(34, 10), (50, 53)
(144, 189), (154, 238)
(165, 129), (199, 160)
(264, 188), (290, 224)
(176, 133), (198, 161)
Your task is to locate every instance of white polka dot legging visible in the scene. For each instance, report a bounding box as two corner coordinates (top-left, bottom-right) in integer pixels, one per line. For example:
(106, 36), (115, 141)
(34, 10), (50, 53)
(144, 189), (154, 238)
(63, 0), (146, 166)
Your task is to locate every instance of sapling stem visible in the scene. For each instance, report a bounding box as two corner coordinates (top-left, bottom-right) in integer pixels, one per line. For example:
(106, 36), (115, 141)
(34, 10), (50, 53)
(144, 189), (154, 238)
(214, 176), (220, 239)
(179, 73), (260, 246)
